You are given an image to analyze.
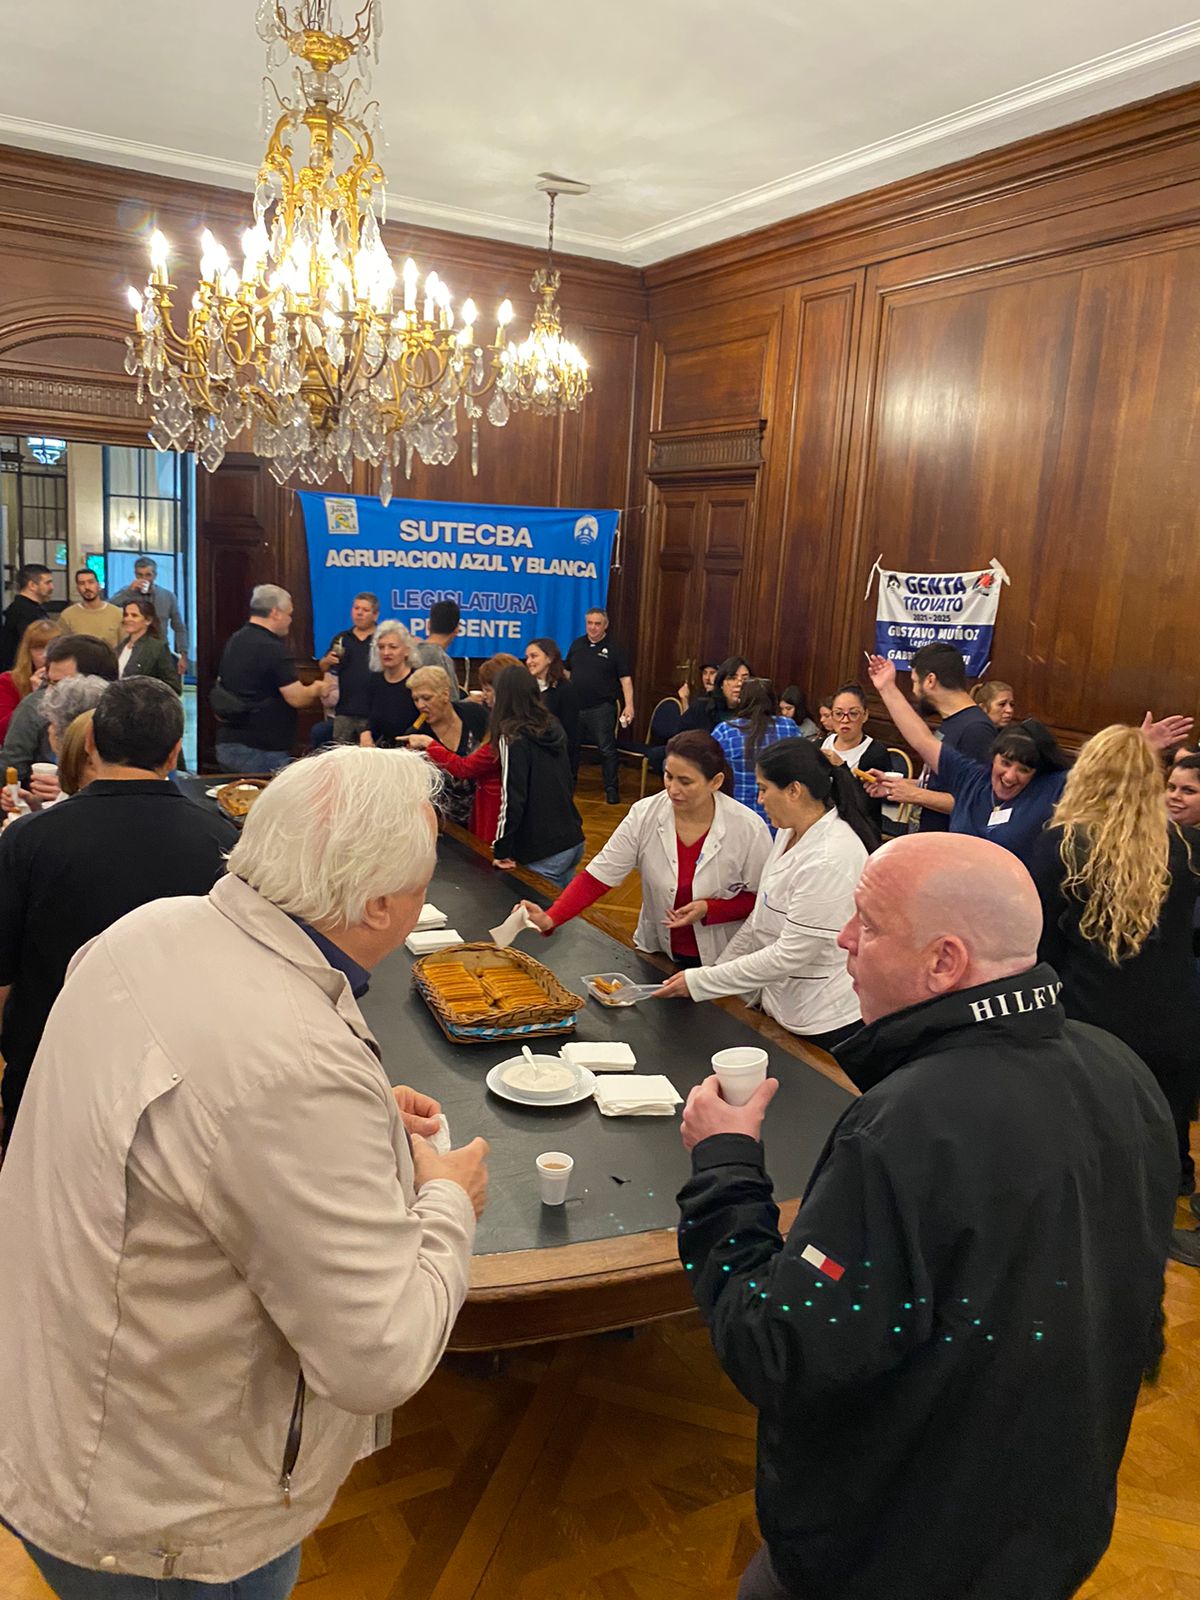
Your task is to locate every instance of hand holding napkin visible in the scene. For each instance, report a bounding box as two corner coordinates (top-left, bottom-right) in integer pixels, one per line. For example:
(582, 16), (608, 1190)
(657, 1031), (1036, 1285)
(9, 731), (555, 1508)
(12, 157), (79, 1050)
(594, 1074), (683, 1117)
(490, 903), (537, 948)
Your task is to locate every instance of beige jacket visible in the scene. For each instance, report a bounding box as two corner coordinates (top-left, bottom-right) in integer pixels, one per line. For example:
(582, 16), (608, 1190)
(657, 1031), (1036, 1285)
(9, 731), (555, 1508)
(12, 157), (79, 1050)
(0, 875), (475, 1581)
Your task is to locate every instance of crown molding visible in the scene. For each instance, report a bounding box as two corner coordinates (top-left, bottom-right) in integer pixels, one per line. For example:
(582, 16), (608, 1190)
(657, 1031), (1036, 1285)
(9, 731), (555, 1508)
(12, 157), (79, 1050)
(0, 24), (1196, 268)
(630, 23), (1200, 265)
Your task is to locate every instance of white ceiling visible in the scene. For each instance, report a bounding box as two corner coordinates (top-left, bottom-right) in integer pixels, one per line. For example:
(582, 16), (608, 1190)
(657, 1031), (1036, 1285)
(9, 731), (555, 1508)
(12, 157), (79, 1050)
(2, 2), (1198, 265)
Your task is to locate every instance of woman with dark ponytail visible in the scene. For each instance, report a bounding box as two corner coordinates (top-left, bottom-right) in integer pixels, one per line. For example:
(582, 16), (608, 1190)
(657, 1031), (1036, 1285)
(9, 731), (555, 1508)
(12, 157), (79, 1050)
(655, 738), (871, 1048)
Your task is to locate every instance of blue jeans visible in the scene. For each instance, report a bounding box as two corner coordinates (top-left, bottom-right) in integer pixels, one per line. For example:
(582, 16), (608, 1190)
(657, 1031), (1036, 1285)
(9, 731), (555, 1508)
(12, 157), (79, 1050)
(214, 743), (293, 775)
(525, 842), (584, 889)
(9, 1534), (300, 1600)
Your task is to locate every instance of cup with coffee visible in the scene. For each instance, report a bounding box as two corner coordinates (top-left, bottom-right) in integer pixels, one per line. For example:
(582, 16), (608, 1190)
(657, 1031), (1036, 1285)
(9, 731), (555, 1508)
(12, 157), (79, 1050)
(711, 1047), (768, 1107)
(536, 1151), (573, 1206)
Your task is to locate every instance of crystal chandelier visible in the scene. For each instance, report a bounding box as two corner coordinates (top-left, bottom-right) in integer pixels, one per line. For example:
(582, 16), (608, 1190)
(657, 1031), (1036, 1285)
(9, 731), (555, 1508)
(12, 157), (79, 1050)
(124, 0), (517, 504)
(498, 181), (592, 417)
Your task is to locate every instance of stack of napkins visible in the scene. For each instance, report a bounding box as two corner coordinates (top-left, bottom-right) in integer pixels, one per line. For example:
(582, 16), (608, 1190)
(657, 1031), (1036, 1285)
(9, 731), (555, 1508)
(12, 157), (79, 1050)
(560, 1041), (637, 1073)
(593, 1075), (683, 1117)
(405, 928), (463, 955)
(416, 903), (448, 931)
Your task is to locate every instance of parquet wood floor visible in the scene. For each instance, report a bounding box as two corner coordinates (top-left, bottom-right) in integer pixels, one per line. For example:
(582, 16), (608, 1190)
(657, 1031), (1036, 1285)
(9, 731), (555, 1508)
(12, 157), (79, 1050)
(3, 763), (1199, 1600)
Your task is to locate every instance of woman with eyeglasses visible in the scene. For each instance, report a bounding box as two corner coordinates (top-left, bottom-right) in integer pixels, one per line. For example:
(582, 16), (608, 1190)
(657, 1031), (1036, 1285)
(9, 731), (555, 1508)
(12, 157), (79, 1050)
(820, 681), (894, 834)
(680, 656), (753, 736)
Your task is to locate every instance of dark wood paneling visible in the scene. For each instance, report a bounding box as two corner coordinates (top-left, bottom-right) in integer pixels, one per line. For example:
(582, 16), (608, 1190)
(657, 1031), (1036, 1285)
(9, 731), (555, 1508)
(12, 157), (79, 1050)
(756, 271), (863, 697)
(834, 227), (1200, 742)
(641, 480), (759, 705)
(6, 81), (1200, 743)
(195, 455), (287, 767)
(0, 144), (647, 695)
(634, 84), (1200, 743)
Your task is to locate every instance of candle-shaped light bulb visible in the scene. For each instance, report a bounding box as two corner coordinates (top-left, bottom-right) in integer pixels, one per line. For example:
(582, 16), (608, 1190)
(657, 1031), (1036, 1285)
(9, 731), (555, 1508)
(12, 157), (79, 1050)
(149, 230), (170, 278)
(126, 286), (143, 312)
(498, 298), (513, 326)
(461, 297), (477, 328)
(423, 270), (438, 322)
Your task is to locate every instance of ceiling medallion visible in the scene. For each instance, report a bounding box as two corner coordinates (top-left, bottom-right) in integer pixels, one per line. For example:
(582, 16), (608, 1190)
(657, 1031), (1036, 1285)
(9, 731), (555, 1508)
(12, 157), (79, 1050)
(123, 0), (517, 504)
(498, 179), (592, 417)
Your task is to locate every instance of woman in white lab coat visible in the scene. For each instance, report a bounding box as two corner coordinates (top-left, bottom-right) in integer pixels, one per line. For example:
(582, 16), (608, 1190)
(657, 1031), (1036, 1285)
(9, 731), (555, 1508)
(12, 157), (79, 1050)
(520, 730), (772, 967)
(656, 736), (875, 1049)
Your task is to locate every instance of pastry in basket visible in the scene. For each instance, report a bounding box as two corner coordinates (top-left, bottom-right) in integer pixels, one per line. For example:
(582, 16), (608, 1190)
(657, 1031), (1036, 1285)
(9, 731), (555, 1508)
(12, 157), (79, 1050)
(216, 779), (269, 819)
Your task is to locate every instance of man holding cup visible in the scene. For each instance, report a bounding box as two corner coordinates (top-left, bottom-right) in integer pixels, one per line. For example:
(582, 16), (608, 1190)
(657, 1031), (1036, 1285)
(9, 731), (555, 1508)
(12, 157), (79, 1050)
(676, 832), (1176, 1600)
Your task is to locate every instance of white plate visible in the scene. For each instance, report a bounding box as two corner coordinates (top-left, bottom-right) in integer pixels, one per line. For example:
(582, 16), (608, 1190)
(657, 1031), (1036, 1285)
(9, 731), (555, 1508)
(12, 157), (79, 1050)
(205, 785), (225, 798)
(485, 1062), (596, 1109)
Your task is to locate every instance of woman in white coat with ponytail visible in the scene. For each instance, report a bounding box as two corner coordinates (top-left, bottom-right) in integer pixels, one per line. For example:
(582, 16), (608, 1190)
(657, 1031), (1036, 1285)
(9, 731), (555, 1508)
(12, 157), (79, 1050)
(521, 730), (772, 968)
(655, 737), (875, 1049)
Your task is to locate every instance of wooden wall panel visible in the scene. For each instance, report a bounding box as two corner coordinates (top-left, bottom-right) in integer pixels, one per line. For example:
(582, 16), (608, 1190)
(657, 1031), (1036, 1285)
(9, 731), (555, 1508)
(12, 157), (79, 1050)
(0, 144), (647, 683)
(639, 85), (1200, 744)
(5, 80), (1200, 743)
(833, 227), (1200, 742)
(754, 270), (863, 698)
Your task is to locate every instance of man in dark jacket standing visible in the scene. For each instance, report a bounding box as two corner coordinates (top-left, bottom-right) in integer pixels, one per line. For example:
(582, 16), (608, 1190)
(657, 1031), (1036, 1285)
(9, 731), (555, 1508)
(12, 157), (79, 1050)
(676, 832), (1176, 1600)
(0, 563), (53, 672)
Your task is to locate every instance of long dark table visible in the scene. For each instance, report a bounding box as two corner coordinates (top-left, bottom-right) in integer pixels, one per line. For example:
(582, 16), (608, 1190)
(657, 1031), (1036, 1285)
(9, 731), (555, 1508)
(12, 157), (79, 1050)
(176, 777), (855, 1348)
(366, 831), (853, 1347)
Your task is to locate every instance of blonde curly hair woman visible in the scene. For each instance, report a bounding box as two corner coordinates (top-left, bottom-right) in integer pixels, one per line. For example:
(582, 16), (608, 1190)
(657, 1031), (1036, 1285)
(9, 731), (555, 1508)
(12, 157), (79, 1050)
(1030, 724), (1200, 1211)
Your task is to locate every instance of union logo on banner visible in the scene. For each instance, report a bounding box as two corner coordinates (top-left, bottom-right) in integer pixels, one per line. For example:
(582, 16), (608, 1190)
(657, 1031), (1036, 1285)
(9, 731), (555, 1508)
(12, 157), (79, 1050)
(325, 497), (359, 535)
(574, 514), (599, 545)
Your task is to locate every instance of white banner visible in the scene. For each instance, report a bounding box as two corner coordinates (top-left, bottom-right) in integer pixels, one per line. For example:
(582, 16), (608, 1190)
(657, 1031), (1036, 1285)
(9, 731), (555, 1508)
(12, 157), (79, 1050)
(868, 557), (1009, 675)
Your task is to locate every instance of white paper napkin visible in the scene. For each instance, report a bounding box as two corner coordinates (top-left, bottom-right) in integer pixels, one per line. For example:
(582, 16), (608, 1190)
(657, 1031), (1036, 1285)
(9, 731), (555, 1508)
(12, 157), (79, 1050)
(560, 1041), (637, 1072)
(405, 929), (463, 955)
(428, 1112), (452, 1155)
(416, 903), (449, 930)
(489, 903), (537, 948)
(594, 1074), (683, 1117)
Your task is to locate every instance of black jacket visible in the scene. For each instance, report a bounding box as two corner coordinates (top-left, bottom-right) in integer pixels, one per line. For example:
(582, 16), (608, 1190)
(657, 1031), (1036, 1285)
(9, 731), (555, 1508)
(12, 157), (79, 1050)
(493, 720), (583, 864)
(1032, 823), (1200, 1079)
(677, 966), (1176, 1600)
(541, 678), (580, 766)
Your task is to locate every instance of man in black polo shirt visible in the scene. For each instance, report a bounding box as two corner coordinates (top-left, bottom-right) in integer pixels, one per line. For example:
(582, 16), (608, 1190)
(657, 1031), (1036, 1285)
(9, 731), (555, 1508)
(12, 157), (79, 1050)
(565, 607), (635, 804)
(214, 584), (330, 773)
(0, 678), (235, 1151)
(870, 641), (997, 831)
(318, 590), (379, 744)
(0, 564), (53, 673)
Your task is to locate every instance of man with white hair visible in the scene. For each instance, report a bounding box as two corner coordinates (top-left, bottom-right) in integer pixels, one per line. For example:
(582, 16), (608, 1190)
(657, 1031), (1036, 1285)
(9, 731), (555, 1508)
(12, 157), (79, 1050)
(676, 832), (1177, 1600)
(0, 746), (487, 1600)
(213, 584), (331, 773)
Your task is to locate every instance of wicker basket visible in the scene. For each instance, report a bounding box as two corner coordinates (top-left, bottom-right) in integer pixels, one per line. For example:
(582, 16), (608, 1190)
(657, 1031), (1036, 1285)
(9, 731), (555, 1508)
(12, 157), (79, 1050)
(215, 778), (270, 823)
(412, 943), (583, 1045)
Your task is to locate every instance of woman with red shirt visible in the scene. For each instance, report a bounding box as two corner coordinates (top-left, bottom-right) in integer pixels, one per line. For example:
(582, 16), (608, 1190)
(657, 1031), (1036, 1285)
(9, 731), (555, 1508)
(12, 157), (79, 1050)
(0, 618), (60, 741)
(404, 653), (519, 843)
(520, 730), (772, 968)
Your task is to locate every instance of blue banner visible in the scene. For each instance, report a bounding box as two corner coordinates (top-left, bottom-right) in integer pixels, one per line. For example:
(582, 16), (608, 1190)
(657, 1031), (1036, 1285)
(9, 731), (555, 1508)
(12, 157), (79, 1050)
(299, 493), (619, 657)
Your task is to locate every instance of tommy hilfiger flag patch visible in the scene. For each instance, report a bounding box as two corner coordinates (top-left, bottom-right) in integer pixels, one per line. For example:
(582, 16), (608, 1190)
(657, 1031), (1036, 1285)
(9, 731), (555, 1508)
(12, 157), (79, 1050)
(800, 1243), (846, 1281)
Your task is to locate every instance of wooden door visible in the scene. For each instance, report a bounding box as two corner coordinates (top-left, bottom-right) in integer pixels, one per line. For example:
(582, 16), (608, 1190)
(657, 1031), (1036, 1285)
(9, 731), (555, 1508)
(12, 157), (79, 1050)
(195, 456), (290, 770)
(642, 478), (758, 706)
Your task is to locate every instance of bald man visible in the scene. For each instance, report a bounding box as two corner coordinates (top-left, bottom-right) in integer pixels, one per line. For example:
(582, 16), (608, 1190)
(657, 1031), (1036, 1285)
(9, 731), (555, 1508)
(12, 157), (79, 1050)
(676, 833), (1177, 1600)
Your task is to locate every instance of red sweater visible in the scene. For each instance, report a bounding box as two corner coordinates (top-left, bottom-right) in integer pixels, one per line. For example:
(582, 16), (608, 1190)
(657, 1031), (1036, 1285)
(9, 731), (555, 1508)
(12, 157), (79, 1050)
(0, 673), (22, 742)
(424, 739), (502, 845)
(544, 831), (756, 959)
